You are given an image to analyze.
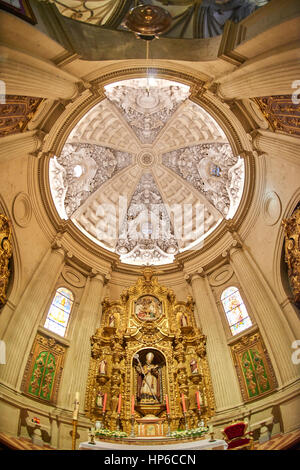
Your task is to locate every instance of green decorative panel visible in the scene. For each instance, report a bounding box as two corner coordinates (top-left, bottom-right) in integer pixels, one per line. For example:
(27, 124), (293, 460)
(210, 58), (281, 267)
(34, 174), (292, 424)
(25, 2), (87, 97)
(22, 334), (66, 404)
(231, 331), (277, 402)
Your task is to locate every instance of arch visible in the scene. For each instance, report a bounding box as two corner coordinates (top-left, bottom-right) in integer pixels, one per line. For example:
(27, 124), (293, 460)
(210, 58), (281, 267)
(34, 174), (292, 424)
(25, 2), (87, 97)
(44, 286), (74, 337)
(220, 285), (252, 336)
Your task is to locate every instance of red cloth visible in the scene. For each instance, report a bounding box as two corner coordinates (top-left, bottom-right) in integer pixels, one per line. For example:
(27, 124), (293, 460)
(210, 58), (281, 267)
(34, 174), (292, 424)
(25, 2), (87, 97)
(227, 438), (250, 450)
(224, 422), (247, 440)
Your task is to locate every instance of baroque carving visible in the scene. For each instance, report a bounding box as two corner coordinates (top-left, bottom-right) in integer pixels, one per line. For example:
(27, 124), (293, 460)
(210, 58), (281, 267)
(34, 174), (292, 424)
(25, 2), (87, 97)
(0, 214), (12, 308)
(254, 95), (300, 137)
(85, 268), (215, 434)
(162, 143), (244, 218)
(0, 95), (43, 137)
(105, 79), (190, 144)
(50, 143), (133, 218)
(282, 205), (300, 307)
(116, 173), (179, 265)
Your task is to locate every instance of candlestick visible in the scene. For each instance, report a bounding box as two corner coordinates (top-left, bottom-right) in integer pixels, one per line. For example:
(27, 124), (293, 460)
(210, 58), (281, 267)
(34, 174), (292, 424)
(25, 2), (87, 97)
(102, 393), (107, 413)
(165, 394), (170, 414)
(197, 409), (202, 428)
(166, 414), (171, 437)
(208, 424), (215, 442)
(181, 393), (186, 413)
(117, 393), (122, 414)
(88, 428), (96, 445)
(183, 411), (188, 430)
(117, 412), (121, 431)
(72, 419), (78, 450)
(196, 391), (201, 410)
(130, 415), (135, 437)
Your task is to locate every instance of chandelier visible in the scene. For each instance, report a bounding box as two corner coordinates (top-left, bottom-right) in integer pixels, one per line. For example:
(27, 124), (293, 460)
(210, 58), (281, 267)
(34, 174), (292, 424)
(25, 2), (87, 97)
(123, 4), (172, 40)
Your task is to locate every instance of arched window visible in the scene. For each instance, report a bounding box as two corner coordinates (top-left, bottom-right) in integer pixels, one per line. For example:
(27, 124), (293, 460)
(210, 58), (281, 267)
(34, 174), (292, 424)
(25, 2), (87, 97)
(221, 286), (252, 336)
(44, 287), (74, 337)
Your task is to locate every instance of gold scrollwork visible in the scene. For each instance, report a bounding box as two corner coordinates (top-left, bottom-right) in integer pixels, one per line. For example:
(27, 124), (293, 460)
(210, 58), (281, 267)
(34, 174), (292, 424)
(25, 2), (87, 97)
(0, 214), (12, 308)
(283, 205), (300, 307)
(85, 268), (215, 434)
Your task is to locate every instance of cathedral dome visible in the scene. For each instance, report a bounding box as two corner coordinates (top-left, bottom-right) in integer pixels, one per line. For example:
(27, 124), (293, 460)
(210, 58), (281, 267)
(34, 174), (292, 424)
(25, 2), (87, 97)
(49, 78), (245, 265)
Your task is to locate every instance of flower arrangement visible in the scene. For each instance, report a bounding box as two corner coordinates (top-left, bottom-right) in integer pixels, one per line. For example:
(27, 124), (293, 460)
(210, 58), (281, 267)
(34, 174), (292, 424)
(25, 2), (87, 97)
(95, 428), (128, 439)
(170, 426), (208, 439)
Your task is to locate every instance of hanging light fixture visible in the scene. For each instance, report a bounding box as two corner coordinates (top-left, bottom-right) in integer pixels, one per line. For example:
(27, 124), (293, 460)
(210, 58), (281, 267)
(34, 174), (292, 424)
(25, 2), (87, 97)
(123, 4), (172, 41)
(123, 4), (172, 93)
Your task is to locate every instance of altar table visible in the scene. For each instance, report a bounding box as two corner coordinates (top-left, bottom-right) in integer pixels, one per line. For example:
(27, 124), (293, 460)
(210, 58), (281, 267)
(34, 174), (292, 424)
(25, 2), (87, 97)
(79, 438), (228, 450)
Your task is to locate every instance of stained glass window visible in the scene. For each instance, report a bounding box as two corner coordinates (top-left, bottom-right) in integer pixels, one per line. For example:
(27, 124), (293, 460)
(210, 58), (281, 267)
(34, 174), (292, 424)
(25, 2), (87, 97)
(44, 287), (74, 337)
(221, 286), (252, 336)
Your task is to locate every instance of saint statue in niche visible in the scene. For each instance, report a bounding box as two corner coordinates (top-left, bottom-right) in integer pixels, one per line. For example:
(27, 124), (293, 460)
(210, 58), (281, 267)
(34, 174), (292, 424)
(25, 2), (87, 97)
(135, 296), (161, 322)
(99, 359), (107, 375)
(190, 358), (199, 374)
(108, 313), (115, 327)
(96, 389), (104, 408)
(180, 312), (188, 327)
(135, 352), (161, 402)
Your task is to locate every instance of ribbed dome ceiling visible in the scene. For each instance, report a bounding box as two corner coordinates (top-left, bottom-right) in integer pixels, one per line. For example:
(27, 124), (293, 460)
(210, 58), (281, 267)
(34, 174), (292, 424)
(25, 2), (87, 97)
(50, 78), (244, 265)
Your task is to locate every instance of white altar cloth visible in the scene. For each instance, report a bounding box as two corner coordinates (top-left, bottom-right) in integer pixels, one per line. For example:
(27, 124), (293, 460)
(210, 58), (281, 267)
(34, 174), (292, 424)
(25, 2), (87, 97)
(79, 438), (227, 451)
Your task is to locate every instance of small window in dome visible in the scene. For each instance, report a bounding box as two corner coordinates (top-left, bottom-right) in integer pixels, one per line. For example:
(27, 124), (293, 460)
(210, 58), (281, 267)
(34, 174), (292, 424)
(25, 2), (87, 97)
(211, 165), (221, 177)
(73, 165), (83, 178)
(221, 286), (252, 336)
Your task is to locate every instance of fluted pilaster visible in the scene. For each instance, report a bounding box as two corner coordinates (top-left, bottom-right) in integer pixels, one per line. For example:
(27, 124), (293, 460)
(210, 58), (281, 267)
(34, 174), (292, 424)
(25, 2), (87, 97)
(229, 243), (299, 387)
(0, 246), (65, 388)
(218, 57), (300, 100)
(251, 129), (300, 166)
(0, 53), (79, 100)
(190, 272), (242, 411)
(58, 272), (106, 412)
(0, 130), (44, 163)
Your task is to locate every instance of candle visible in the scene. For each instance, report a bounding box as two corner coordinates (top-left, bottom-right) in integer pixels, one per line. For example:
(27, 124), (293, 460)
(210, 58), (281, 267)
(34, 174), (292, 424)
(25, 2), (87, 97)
(181, 393), (186, 413)
(102, 393), (107, 412)
(165, 394), (170, 415)
(131, 395), (135, 415)
(196, 391), (201, 410)
(117, 394), (122, 414)
(209, 424), (214, 433)
(75, 392), (80, 402)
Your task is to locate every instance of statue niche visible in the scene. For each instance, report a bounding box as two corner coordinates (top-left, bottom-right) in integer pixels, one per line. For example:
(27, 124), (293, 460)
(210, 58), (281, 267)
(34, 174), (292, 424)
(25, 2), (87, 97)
(133, 349), (165, 415)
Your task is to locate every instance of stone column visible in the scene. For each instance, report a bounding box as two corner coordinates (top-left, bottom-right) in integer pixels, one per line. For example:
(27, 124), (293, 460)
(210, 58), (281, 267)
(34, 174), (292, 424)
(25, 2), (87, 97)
(251, 130), (300, 166)
(218, 52), (300, 99)
(0, 245), (65, 388)
(0, 53), (79, 100)
(58, 271), (106, 412)
(229, 241), (299, 387)
(0, 131), (44, 164)
(189, 272), (242, 411)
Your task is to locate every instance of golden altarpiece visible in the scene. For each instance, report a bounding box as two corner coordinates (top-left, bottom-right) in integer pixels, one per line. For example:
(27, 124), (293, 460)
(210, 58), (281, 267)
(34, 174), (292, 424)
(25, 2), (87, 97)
(85, 269), (215, 437)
